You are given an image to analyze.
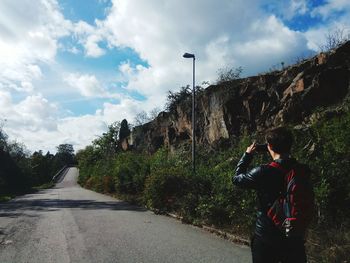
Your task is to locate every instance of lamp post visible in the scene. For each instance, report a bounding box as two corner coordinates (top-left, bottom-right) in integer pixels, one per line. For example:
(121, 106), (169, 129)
(183, 52), (196, 174)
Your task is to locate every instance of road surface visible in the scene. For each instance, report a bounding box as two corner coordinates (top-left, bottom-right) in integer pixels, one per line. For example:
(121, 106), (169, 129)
(0, 168), (251, 263)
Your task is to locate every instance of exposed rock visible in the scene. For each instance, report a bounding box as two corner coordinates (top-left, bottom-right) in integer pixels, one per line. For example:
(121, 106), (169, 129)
(129, 41), (350, 153)
(316, 52), (327, 65)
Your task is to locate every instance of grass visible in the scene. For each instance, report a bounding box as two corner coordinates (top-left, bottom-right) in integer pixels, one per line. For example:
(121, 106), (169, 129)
(32, 182), (55, 190)
(0, 195), (13, 202)
(0, 182), (55, 203)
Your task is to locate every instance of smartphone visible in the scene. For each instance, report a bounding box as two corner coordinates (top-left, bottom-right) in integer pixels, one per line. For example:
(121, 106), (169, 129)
(255, 143), (268, 152)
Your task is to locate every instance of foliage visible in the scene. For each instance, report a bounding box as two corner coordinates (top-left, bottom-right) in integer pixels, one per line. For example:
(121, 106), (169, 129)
(319, 27), (350, 52)
(165, 86), (192, 113)
(0, 122), (8, 151)
(134, 107), (161, 126)
(0, 126), (75, 198)
(292, 109), (350, 229)
(133, 111), (149, 126)
(92, 121), (120, 156)
(144, 165), (189, 212)
(76, 105), (350, 262)
(287, 109), (350, 262)
(30, 151), (56, 186)
(0, 149), (28, 194)
(55, 143), (75, 167)
(216, 66), (243, 84)
(165, 85), (204, 114)
(149, 107), (161, 120)
(112, 152), (150, 195)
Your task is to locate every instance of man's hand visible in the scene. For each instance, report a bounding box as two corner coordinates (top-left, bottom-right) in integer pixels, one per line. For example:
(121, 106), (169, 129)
(246, 142), (256, 154)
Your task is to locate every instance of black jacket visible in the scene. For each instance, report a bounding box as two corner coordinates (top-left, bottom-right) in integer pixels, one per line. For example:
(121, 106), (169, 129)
(233, 152), (299, 242)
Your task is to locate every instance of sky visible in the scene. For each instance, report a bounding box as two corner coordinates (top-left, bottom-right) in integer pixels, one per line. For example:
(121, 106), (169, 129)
(0, 0), (349, 153)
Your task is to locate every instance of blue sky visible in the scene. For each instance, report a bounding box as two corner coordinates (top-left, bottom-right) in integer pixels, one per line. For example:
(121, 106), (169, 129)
(59, 0), (112, 24)
(56, 1), (149, 115)
(262, 0), (327, 31)
(56, 44), (148, 115)
(0, 0), (349, 152)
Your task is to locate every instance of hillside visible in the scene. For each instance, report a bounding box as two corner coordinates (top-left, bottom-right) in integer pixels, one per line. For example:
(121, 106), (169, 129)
(126, 41), (350, 152)
(77, 41), (350, 262)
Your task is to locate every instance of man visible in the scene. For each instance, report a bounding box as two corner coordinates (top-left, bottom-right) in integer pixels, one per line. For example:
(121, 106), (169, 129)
(232, 127), (310, 263)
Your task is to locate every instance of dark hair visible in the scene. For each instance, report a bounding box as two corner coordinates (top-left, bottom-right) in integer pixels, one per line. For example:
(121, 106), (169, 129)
(265, 127), (293, 154)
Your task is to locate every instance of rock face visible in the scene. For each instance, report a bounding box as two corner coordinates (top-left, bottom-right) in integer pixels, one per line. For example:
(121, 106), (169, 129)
(126, 41), (350, 153)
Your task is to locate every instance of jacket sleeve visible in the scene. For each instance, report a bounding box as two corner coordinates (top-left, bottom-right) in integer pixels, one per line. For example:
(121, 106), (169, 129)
(232, 152), (261, 189)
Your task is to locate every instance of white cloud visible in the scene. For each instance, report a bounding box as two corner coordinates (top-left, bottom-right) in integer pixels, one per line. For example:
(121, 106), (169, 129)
(55, 115), (108, 151)
(85, 34), (106, 57)
(67, 46), (80, 54)
(27, 65), (43, 79)
(100, 98), (144, 124)
(0, 93), (58, 135)
(20, 81), (34, 92)
(289, 0), (308, 16)
(0, 92), (144, 152)
(304, 18), (350, 52)
(231, 15), (307, 71)
(35, 102), (136, 152)
(312, 0), (350, 19)
(0, 90), (12, 109)
(73, 20), (107, 57)
(1, 0), (350, 154)
(91, 0), (310, 103)
(0, 0), (72, 93)
(266, 0), (309, 21)
(64, 73), (105, 97)
(64, 73), (121, 99)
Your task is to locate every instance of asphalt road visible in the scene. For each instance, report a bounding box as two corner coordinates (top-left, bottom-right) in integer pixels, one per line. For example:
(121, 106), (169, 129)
(0, 168), (251, 263)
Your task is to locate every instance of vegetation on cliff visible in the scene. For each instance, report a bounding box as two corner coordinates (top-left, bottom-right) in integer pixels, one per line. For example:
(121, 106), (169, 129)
(77, 42), (350, 262)
(77, 101), (350, 262)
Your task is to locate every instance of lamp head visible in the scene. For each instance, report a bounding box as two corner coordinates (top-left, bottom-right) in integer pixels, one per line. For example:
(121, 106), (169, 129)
(183, 53), (195, 59)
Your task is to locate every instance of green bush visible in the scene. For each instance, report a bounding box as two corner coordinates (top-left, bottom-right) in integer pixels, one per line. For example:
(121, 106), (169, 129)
(112, 152), (150, 195)
(144, 166), (189, 212)
(76, 106), (350, 262)
(292, 109), (350, 228)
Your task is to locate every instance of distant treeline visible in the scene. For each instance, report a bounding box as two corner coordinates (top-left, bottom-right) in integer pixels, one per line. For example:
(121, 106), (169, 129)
(0, 127), (75, 197)
(77, 101), (350, 262)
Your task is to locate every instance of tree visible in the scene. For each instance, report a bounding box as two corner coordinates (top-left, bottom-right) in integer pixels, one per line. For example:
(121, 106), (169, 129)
(30, 150), (54, 185)
(134, 108), (161, 126)
(57, 144), (74, 156)
(8, 141), (28, 161)
(93, 121), (120, 156)
(166, 86), (192, 112)
(55, 144), (75, 167)
(0, 127), (29, 193)
(320, 27), (350, 51)
(134, 111), (149, 126)
(0, 123), (8, 152)
(149, 107), (161, 120)
(216, 66), (243, 84)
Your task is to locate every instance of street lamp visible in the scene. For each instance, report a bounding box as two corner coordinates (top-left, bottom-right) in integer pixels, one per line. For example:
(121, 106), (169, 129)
(183, 52), (196, 174)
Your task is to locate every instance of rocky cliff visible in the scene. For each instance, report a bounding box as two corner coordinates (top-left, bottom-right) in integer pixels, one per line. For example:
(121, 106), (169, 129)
(128, 41), (350, 153)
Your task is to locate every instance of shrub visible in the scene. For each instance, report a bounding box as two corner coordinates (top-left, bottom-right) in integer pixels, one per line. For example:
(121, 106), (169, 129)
(76, 104), (350, 262)
(103, 176), (115, 193)
(165, 86), (192, 113)
(216, 66), (243, 84)
(112, 152), (150, 195)
(85, 176), (103, 192)
(144, 166), (189, 212)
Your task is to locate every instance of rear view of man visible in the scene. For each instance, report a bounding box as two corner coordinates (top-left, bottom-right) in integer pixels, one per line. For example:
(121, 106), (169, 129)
(232, 127), (314, 263)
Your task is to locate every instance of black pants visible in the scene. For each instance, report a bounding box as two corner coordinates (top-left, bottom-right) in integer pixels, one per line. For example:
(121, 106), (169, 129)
(251, 235), (307, 263)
